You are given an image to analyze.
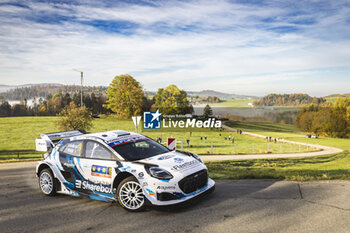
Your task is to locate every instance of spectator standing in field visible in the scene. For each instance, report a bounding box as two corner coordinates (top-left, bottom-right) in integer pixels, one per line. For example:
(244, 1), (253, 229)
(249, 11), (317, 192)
(200, 137), (203, 142)
(186, 139), (190, 147)
(204, 136), (207, 143)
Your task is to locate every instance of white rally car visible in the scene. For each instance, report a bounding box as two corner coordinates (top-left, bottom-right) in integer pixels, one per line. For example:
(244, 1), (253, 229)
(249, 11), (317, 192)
(35, 130), (215, 211)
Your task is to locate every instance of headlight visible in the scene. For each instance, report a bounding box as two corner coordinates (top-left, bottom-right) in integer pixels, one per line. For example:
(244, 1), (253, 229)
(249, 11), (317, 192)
(145, 166), (173, 180)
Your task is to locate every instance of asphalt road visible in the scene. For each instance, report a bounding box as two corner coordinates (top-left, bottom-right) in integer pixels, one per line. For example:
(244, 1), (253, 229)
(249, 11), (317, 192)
(0, 162), (349, 233)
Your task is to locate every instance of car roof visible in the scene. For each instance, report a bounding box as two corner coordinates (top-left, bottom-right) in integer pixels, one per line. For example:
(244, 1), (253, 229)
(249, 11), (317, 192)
(74, 130), (140, 142)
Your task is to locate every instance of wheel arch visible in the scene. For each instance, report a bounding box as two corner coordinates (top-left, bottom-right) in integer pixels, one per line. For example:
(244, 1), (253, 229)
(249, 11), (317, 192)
(37, 163), (52, 176)
(113, 172), (135, 189)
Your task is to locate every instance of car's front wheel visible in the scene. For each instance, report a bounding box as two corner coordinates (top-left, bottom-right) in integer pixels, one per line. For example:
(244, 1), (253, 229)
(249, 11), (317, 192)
(117, 176), (145, 211)
(39, 168), (56, 196)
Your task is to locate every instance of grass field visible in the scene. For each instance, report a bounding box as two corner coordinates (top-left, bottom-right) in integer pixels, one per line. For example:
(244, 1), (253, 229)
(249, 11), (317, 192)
(1, 116), (349, 181)
(206, 121), (350, 180)
(0, 116), (309, 162)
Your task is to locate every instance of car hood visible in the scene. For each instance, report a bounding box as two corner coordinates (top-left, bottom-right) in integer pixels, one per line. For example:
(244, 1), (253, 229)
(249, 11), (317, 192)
(137, 151), (203, 173)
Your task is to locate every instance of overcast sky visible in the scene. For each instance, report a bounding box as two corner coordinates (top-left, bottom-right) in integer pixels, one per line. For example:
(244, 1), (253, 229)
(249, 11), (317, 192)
(0, 0), (349, 96)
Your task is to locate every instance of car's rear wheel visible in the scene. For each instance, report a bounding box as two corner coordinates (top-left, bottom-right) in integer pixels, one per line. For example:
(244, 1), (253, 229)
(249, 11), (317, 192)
(117, 176), (145, 211)
(39, 168), (56, 196)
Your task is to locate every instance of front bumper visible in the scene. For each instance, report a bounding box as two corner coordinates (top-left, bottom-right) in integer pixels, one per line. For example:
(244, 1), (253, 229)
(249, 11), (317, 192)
(144, 178), (215, 206)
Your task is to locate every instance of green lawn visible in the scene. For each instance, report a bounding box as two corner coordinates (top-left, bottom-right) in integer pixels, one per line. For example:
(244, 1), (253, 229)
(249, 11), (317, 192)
(0, 116), (308, 162)
(206, 121), (350, 180)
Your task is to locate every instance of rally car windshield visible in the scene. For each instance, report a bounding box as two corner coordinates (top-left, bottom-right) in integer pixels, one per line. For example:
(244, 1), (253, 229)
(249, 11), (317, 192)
(110, 138), (170, 161)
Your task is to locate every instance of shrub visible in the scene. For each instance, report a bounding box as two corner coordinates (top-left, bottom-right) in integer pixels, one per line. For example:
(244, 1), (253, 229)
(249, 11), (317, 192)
(56, 102), (93, 132)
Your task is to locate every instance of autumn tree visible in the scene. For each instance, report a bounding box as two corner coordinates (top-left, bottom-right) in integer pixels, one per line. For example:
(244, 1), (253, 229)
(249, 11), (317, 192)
(57, 102), (93, 132)
(295, 111), (314, 132)
(154, 84), (193, 115)
(331, 97), (350, 137)
(104, 75), (144, 118)
(295, 97), (350, 138)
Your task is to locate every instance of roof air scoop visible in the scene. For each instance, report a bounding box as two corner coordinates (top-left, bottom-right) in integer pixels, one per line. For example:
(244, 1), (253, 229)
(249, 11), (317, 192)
(112, 130), (131, 137)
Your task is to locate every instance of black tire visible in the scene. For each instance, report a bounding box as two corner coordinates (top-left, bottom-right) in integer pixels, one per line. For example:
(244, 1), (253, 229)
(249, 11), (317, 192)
(39, 168), (57, 196)
(117, 176), (145, 212)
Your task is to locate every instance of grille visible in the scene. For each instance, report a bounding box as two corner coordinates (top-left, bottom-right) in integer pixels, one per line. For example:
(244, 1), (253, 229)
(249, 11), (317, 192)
(157, 192), (180, 201)
(178, 169), (208, 194)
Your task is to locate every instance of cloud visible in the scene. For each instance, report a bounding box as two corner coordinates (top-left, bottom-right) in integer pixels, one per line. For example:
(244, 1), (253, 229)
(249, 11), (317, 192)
(0, 0), (349, 96)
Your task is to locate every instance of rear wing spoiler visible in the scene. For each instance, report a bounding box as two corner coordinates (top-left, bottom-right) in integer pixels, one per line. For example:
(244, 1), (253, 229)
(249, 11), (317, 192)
(35, 130), (85, 152)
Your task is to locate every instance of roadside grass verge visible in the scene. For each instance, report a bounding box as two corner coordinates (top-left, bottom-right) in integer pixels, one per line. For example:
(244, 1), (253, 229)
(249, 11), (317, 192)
(205, 120), (350, 180)
(207, 151), (350, 180)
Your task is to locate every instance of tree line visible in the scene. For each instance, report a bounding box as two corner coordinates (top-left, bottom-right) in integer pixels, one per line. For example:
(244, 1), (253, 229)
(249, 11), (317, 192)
(253, 93), (325, 106)
(295, 98), (350, 138)
(0, 92), (109, 117)
(0, 84), (107, 100)
(0, 74), (193, 118)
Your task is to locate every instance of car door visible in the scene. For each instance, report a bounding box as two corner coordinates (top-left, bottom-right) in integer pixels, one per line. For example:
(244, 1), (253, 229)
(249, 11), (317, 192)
(78, 140), (117, 199)
(57, 140), (85, 190)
